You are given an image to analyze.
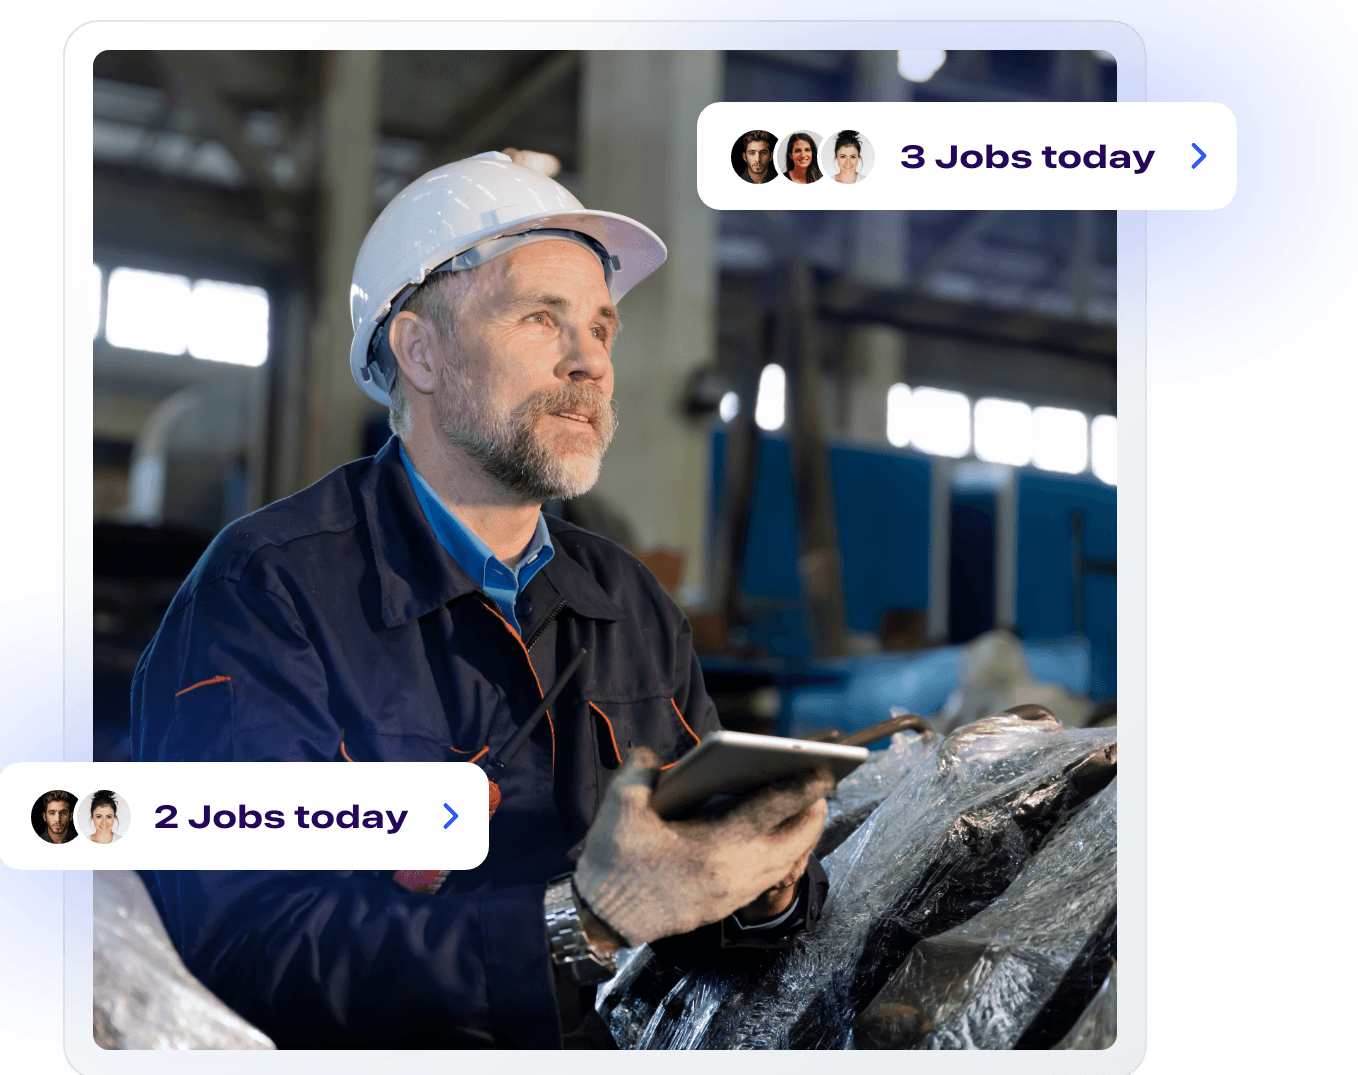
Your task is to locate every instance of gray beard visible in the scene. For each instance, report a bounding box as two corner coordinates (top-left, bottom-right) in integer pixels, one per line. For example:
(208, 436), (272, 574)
(437, 366), (618, 503)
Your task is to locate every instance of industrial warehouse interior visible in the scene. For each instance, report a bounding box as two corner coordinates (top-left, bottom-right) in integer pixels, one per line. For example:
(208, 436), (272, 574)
(88, 48), (1119, 1051)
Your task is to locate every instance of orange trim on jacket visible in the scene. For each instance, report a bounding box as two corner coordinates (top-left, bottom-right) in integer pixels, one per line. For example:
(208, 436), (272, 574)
(477, 600), (555, 772)
(671, 698), (701, 745)
(588, 702), (623, 765)
(174, 675), (230, 698)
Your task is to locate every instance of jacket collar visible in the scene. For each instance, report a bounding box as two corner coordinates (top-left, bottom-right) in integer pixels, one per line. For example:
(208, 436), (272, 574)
(360, 438), (622, 628)
(539, 521), (624, 622)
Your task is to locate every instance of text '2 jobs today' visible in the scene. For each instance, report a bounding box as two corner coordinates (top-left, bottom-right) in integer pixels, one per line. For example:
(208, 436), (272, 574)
(903, 143), (1156, 175)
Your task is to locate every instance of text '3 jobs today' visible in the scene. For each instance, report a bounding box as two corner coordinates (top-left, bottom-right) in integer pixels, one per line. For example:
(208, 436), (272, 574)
(904, 143), (1156, 174)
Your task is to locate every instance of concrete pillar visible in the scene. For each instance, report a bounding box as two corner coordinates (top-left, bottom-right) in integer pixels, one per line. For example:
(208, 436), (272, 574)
(845, 51), (910, 445)
(303, 51), (384, 486)
(579, 51), (723, 599)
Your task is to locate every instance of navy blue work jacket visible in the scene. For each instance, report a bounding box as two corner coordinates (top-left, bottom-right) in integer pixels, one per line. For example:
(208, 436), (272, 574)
(131, 437), (721, 1048)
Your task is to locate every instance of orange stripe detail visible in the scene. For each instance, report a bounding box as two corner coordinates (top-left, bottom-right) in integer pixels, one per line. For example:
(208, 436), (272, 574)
(478, 601), (555, 772)
(174, 675), (230, 698)
(588, 702), (623, 765)
(468, 746), (490, 764)
(339, 740), (355, 762)
(447, 744), (474, 754)
(660, 758), (681, 770)
(670, 698), (701, 745)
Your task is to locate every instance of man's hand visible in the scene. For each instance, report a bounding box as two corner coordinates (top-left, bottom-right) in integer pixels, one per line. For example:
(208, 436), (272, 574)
(573, 748), (832, 948)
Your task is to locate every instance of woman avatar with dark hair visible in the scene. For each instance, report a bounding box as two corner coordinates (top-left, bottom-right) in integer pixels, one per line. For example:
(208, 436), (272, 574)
(832, 130), (863, 184)
(783, 133), (822, 184)
(89, 790), (122, 844)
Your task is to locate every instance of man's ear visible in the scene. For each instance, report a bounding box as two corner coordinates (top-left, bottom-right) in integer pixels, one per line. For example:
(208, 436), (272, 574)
(388, 311), (441, 397)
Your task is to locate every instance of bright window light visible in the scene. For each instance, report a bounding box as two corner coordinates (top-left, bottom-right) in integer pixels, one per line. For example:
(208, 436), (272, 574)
(897, 50), (947, 83)
(92, 264), (102, 339)
(1033, 407), (1089, 474)
(754, 364), (786, 431)
(106, 267), (192, 355)
(973, 397), (1032, 466)
(718, 390), (740, 423)
(910, 387), (971, 458)
(886, 382), (911, 447)
(1091, 414), (1117, 485)
(189, 279), (270, 366)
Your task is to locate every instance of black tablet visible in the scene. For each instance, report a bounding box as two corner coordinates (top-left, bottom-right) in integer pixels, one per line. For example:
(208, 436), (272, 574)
(651, 730), (869, 820)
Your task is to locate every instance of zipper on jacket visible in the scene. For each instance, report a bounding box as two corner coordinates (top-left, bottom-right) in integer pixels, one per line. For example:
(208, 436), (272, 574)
(524, 597), (566, 651)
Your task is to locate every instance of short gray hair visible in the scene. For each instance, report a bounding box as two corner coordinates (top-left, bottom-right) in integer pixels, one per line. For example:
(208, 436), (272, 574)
(385, 269), (481, 441)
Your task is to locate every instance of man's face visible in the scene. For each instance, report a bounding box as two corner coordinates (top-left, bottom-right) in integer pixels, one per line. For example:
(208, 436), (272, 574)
(743, 140), (771, 178)
(44, 802), (71, 840)
(433, 241), (619, 503)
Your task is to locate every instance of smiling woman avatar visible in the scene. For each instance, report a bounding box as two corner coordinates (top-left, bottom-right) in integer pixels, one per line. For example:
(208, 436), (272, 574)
(88, 789), (122, 845)
(832, 130), (863, 184)
(783, 133), (823, 184)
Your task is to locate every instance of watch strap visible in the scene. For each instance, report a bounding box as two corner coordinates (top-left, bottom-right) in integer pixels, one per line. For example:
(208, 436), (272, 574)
(544, 874), (618, 986)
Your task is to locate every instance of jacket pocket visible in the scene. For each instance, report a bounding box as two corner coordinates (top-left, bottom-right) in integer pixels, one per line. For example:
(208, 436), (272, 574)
(585, 696), (701, 770)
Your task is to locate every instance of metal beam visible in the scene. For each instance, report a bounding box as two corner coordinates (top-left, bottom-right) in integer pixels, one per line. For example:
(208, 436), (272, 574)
(94, 165), (300, 272)
(910, 209), (1001, 290)
(819, 280), (1116, 364)
(430, 51), (580, 163)
(155, 52), (293, 218)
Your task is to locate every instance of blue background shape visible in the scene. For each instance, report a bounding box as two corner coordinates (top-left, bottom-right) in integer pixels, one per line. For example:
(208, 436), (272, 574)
(0, 2), (1352, 1064)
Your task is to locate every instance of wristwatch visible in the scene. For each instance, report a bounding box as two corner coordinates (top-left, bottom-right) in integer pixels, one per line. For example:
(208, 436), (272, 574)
(543, 874), (618, 987)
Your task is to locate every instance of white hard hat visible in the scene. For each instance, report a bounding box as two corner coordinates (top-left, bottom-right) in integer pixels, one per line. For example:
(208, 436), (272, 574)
(349, 151), (667, 406)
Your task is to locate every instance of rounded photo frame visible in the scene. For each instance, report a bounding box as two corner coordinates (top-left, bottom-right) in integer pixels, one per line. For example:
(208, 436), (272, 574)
(730, 128), (781, 186)
(775, 130), (824, 185)
(30, 789), (80, 845)
(821, 129), (876, 185)
(75, 789), (132, 844)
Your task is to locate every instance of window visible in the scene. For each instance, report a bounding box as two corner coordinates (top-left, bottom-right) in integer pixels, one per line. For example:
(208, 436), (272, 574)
(1032, 406), (1089, 474)
(1091, 414), (1117, 485)
(910, 387), (971, 458)
(886, 382), (911, 447)
(973, 397), (1033, 466)
(188, 280), (270, 367)
(105, 268), (192, 355)
(754, 364), (786, 431)
(101, 266), (270, 366)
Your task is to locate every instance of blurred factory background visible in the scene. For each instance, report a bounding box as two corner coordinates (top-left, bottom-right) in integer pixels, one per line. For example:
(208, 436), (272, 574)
(91, 49), (1117, 762)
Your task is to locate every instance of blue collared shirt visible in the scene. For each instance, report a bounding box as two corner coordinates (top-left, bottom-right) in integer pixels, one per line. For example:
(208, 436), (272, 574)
(399, 444), (554, 636)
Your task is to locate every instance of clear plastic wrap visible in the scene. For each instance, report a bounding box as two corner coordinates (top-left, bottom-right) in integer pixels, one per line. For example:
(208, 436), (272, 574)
(93, 870), (275, 1050)
(854, 778), (1116, 1049)
(596, 944), (686, 1049)
(611, 712), (1115, 1049)
(935, 630), (1093, 734)
(815, 724), (935, 857)
(1053, 962), (1117, 1050)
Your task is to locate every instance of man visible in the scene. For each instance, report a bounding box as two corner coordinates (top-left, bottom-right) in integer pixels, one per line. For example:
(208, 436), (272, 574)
(38, 791), (76, 844)
(737, 129), (777, 183)
(132, 153), (830, 1049)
